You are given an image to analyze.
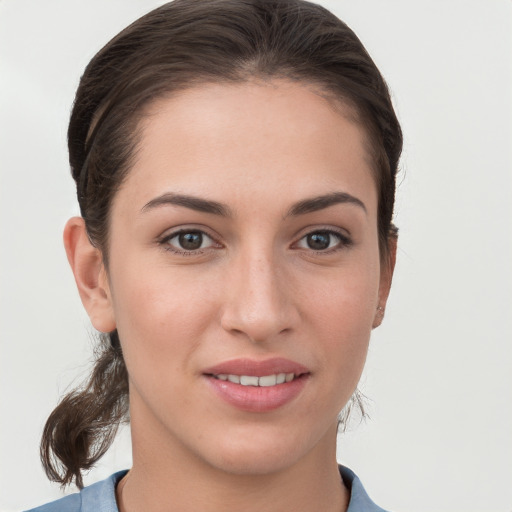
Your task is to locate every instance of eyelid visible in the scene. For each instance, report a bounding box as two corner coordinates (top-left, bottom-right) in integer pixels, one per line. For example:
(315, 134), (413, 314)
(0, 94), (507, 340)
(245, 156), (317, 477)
(292, 227), (353, 252)
(156, 224), (352, 255)
(157, 225), (222, 254)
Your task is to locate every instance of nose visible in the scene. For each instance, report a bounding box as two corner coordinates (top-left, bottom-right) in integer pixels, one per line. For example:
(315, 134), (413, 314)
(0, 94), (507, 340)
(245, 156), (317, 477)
(220, 251), (299, 343)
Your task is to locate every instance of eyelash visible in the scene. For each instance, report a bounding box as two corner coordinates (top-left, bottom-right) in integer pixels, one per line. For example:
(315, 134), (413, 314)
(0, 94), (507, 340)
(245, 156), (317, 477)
(158, 228), (352, 256)
(158, 228), (220, 256)
(294, 229), (353, 254)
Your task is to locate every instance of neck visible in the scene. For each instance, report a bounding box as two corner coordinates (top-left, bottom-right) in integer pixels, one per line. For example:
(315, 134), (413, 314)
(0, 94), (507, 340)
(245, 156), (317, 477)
(118, 416), (348, 512)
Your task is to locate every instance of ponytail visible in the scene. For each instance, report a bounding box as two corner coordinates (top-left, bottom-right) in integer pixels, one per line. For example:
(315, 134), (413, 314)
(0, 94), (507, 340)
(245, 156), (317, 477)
(40, 331), (129, 489)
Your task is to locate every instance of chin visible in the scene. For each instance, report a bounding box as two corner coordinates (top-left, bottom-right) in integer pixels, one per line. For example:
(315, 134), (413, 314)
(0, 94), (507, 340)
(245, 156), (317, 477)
(213, 448), (300, 476)
(199, 423), (328, 476)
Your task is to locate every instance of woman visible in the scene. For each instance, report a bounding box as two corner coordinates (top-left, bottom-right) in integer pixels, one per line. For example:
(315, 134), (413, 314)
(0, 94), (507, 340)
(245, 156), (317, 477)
(27, 0), (402, 510)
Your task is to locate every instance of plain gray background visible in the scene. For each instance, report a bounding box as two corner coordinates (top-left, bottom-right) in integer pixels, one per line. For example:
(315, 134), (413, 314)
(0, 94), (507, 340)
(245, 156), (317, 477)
(1, 1), (511, 511)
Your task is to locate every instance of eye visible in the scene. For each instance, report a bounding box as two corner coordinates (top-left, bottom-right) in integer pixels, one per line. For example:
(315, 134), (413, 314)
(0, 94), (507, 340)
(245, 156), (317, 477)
(295, 230), (350, 251)
(161, 229), (217, 253)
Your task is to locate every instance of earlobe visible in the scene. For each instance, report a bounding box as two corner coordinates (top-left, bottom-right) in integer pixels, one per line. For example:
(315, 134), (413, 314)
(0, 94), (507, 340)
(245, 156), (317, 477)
(372, 235), (397, 329)
(63, 217), (116, 333)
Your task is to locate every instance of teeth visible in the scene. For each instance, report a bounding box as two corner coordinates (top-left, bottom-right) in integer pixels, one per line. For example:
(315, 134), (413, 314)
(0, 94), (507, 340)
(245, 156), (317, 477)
(215, 373), (297, 386)
(259, 374), (277, 387)
(240, 375), (259, 386)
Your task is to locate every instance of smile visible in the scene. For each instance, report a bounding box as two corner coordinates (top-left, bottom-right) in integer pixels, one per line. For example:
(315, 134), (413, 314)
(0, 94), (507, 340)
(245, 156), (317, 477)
(203, 358), (310, 412)
(213, 373), (296, 386)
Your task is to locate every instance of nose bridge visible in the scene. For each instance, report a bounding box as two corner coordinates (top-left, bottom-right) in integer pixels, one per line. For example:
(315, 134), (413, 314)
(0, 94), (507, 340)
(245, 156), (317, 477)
(221, 242), (297, 342)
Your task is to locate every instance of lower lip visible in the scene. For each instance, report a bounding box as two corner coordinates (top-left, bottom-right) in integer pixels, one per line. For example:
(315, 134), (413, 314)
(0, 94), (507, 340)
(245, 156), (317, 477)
(204, 375), (309, 412)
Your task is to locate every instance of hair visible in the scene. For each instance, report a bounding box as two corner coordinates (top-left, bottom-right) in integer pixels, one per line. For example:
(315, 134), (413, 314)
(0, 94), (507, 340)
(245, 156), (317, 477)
(41, 0), (402, 488)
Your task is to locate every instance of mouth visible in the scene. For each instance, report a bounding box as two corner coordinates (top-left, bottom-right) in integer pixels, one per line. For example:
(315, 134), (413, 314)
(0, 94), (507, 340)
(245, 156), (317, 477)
(209, 372), (303, 387)
(203, 358), (310, 412)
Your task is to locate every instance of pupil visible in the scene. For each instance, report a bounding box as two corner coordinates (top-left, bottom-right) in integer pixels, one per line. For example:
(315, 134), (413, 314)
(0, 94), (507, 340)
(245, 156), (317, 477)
(179, 232), (202, 250)
(307, 232), (330, 250)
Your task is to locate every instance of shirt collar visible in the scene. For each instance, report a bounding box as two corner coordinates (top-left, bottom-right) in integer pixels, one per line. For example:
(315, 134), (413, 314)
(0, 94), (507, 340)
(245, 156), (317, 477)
(79, 467), (387, 512)
(81, 470), (127, 512)
(339, 465), (388, 512)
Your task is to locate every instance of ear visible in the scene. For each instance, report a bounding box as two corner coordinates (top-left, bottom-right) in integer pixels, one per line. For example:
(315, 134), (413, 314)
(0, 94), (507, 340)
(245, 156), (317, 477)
(372, 235), (397, 329)
(63, 217), (116, 333)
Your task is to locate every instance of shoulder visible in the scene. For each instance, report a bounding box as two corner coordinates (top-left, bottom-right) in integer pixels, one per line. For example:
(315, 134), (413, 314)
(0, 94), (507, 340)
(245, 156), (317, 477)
(24, 493), (81, 512)
(24, 471), (128, 512)
(339, 465), (390, 512)
(26, 467), (385, 511)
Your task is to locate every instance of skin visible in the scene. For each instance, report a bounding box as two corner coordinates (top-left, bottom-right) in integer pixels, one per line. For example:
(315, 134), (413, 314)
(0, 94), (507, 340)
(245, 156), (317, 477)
(64, 80), (395, 512)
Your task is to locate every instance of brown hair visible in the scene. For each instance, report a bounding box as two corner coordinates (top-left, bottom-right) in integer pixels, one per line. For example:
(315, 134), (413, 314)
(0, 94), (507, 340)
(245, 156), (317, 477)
(41, 0), (402, 488)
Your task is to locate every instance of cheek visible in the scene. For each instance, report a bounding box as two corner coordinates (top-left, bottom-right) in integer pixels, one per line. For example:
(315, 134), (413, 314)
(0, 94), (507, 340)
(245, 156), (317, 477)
(300, 258), (380, 371)
(107, 262), (219, 372)
(305, 261), (379, 327)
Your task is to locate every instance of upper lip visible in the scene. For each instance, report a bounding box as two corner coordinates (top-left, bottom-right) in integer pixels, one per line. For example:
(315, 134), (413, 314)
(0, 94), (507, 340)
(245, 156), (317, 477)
(203, 357), (310, 377)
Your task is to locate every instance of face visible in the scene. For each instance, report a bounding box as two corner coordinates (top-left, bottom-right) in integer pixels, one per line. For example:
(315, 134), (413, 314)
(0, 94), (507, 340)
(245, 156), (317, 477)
(95, 81), (391, 475)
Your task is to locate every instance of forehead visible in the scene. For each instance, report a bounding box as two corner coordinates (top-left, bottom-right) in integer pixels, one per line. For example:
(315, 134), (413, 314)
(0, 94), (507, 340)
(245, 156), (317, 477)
(115, 80), (377, 216)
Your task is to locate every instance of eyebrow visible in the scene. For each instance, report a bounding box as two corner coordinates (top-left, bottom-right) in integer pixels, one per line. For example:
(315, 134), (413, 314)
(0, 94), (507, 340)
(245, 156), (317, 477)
(140, 191), (366, 218)
(141, 193), (232, 217)
(286, 192), (367, 217)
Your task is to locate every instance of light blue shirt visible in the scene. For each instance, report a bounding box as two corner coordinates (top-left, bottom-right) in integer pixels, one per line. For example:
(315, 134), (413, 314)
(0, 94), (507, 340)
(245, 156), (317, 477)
(25, 466), (388, 512)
